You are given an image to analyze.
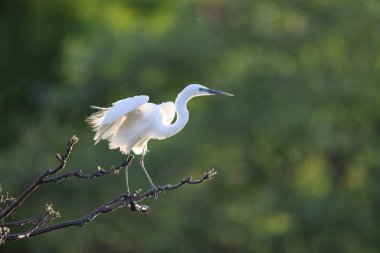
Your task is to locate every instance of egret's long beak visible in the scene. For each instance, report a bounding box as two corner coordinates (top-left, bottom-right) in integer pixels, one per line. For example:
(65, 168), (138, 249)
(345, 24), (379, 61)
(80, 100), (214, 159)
(207, 88), (234, 96)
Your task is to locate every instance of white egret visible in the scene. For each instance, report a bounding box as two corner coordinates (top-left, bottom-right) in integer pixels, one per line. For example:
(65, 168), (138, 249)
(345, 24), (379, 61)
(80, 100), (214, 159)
(86, 84), (233, 192)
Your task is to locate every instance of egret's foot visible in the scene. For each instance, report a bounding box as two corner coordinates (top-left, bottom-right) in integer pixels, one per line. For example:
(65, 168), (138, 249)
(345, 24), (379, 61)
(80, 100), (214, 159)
(150, 186), (166, 199)
(149, 186), (159, 199)
(125, 188), (142, 197)
(127, 195), (137, 211)
(126, 190), (151, 213)
(157, 186), (166, 194)
(126, 191), (139, 211)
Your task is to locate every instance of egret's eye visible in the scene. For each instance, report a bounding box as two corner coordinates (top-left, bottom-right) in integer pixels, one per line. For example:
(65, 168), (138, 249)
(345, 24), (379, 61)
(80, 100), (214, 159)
(199, 87), (207, 92)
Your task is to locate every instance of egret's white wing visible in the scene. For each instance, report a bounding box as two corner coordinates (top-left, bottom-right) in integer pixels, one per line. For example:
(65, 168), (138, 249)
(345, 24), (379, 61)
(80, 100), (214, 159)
(101, 95), (149, 127)
(158, 102), (175, 125)
(86, 95), (149, 144)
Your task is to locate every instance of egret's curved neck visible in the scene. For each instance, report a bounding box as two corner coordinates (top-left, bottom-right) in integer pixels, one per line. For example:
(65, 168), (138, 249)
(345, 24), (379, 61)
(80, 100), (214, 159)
(164, 91), (191, 138)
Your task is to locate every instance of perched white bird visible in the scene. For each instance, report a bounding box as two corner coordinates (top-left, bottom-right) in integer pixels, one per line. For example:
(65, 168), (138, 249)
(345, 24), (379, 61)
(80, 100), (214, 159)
(87, 84), (233, 192)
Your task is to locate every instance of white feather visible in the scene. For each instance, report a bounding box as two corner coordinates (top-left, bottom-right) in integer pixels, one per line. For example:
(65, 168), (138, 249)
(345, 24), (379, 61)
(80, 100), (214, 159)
(158, 102), (175, 125)
(86, 95), (149, 146)
(101, 95), (149, 127)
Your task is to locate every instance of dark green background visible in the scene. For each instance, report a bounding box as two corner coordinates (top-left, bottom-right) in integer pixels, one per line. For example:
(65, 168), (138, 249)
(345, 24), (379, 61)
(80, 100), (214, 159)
(1, 0), (380, 252)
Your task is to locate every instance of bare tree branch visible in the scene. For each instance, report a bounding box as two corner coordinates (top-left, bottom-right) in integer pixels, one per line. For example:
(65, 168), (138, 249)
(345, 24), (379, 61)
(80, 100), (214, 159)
(2, 169), (216, 242)
(42, 156), (133, 184)
(0, 217), (38, 228)
(0, 136), (217, 244)
(0, 136), (79, 222)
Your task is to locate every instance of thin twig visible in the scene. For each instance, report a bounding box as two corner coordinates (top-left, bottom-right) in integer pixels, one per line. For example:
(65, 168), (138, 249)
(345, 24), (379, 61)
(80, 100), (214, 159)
(42, 155), (134, 184)
(0, 217), (38, 228)
(134, 169), (217, 202)
(24, 204), (61, 237)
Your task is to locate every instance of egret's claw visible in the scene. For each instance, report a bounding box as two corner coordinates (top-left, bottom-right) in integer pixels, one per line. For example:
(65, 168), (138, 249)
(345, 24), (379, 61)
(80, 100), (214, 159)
(148, 187), (158, 199)
(128, 196), (137, 211)
(157, 186), (166, 194)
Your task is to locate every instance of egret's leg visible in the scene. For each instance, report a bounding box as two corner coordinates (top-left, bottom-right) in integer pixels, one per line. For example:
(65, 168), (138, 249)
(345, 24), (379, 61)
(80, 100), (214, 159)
(125, 153), (131, 193)
(140, 147), (156, 189)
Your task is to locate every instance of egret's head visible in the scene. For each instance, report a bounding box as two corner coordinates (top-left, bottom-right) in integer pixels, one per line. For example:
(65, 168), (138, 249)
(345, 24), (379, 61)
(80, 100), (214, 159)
(183, 84), (234, 97)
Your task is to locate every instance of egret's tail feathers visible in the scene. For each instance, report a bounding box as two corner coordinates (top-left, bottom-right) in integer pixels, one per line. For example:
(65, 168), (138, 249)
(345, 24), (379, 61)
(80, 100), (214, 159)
(90, 105), (107, 110)
(87, 106), (123, 145)
(94, 125), (110, 142)
(93, 117), (125, 143)
(86, 106), (110, 131)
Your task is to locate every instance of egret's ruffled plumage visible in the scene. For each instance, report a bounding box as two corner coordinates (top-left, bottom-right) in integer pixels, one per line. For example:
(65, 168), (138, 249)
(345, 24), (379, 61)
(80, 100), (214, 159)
(86, 95), (178, 155)
(86, 84), (233, 190)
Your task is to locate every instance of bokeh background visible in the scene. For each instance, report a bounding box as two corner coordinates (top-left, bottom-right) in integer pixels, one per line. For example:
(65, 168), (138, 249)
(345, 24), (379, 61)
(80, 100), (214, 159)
(1, 0), (380, 252)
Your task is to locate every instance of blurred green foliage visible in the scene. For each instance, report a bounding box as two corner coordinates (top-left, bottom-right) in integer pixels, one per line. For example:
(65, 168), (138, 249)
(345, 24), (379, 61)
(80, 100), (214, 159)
(1, 0), (380, 252)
